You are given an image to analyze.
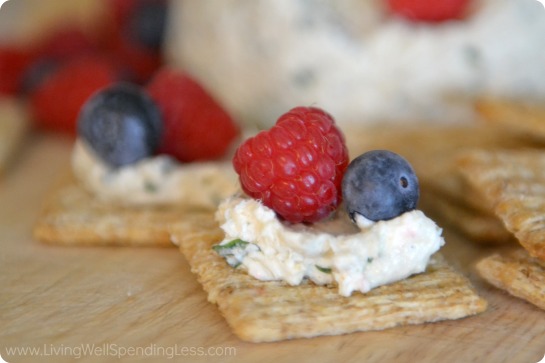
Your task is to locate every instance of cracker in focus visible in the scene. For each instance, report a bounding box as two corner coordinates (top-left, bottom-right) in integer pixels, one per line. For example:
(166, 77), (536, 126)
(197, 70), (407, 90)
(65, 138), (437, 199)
(172, 213), (487, 342)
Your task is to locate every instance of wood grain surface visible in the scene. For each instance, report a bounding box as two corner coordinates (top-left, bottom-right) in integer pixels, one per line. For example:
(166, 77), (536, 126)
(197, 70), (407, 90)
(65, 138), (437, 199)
(1, 131), (544, 363)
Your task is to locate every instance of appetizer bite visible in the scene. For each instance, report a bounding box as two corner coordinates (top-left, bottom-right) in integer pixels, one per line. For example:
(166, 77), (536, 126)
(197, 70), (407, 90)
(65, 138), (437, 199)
(174, 106), (487, 342)
(34, 68), (241, 246)
(215, 107), (444, 296)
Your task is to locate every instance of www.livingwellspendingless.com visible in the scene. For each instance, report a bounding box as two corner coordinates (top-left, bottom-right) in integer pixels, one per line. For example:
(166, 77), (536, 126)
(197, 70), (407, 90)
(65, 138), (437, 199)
(1, 343), (237, 360)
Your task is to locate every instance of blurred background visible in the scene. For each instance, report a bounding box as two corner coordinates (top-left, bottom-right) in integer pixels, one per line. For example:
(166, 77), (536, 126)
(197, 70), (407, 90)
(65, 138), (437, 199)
(0, 0), (168, 136)
(166, 0), (545, 129)
(0, 0), (544, 135)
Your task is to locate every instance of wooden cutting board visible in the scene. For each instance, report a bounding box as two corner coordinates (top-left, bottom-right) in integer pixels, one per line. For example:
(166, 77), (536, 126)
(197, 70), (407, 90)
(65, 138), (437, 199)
(1, 131), (544, 363)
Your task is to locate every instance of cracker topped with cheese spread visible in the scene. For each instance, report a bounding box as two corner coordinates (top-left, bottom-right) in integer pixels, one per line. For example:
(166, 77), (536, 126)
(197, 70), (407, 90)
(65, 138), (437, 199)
(173, 213), (487, 342)
(174, 106), (487, 341)
(34, 69), (241, 246)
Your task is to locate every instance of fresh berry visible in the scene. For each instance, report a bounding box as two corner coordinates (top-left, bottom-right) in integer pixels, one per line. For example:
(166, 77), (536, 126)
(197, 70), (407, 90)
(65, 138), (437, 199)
(77, 82), (162, 168)
(101, 0), (167, 83)
(33, 26), (98, 62)
(108, 34), (162, 83)
(126, 0), (168, 51)
(19, 26), (100, 95)
(342, 150), (419, 222)
(386, 0), (471, 22)
(233, 106), (349, 224)
(105, 0), (167, 50)
(0, 46), (33, 96)
(20, 58), (60, 95)
(29, 55), (119, 134)
(146, 68), (240, 162)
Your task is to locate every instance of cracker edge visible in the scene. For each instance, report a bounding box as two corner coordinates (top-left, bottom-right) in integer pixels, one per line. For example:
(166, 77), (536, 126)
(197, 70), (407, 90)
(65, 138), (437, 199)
(419, 189), (514, 245)
(476, 248), (545, 311)
(33, 171), (202, 247)
(456, 149), (545, 261)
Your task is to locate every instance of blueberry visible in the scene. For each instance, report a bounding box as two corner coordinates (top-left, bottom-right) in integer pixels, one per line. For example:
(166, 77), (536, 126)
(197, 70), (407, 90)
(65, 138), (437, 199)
(77, 83), (162, 168)
(19, 58), (59, 95)
(127, 0), (168, 51)
(342, 150), (419, 222)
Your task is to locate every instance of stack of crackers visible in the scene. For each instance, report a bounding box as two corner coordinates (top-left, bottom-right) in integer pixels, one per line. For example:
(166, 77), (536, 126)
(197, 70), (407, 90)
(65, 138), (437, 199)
(457, 98), (545, 311)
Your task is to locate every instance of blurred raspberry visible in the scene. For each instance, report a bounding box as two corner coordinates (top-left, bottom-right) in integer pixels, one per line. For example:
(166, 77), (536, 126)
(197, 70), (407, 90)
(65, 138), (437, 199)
(33, 26), (98, 62)
(386, 0), (471, 22)
(0, 46), (33, 96)
(29, 55), (119, 134)
(146, 68), (240, 162)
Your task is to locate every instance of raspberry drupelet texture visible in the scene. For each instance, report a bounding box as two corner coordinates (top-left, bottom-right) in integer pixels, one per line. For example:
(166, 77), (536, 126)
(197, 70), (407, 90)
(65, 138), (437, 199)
(233, 106), (349, 223)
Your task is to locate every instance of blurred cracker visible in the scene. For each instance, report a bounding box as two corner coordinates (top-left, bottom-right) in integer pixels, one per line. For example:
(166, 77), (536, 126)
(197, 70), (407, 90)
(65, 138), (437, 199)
(0, 98), (29, 175)
(476, 247), (545, 310)
(476, 97), (545, 139)
(347, 124), (541, 199)
(33, 171), (208, 247)
(173, 215), (487, 343)
(420, 189), (514, 245)
(421, 169), (493, 218)
(347, 124), (537, 244)
(458, 149), (545, 261)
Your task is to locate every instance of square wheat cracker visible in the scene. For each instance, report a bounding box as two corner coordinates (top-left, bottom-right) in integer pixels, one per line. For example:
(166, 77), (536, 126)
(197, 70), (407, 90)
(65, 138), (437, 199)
(457, 149), (545, 261)
(476, 247), (545, 310)
(171, 213), (487, 343)
(33, 171), (213, 246)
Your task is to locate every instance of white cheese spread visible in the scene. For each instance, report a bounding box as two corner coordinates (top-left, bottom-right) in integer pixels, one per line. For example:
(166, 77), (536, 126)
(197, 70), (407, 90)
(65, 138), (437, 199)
(215, 196), (445, 296)
(71, 140), (239, 208)
(167, 0), (545, 128)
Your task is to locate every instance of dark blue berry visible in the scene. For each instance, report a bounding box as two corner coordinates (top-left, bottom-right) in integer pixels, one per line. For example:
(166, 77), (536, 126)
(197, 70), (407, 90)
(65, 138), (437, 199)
(19, 58), (59, 95)
(77, 83), (162, 168)
(342, 150), (419, 222)
(127, 0), (168, 51)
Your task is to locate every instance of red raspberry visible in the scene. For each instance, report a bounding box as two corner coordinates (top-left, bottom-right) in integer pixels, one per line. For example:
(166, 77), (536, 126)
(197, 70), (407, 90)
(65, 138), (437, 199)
(146, 68), (240, 162)
(233, 107), (349, 224)
(29, 55), (119, 134)
(33, 26), (98, 62)
(386, 0), (471, 22)
(0, 46), (32, 96)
